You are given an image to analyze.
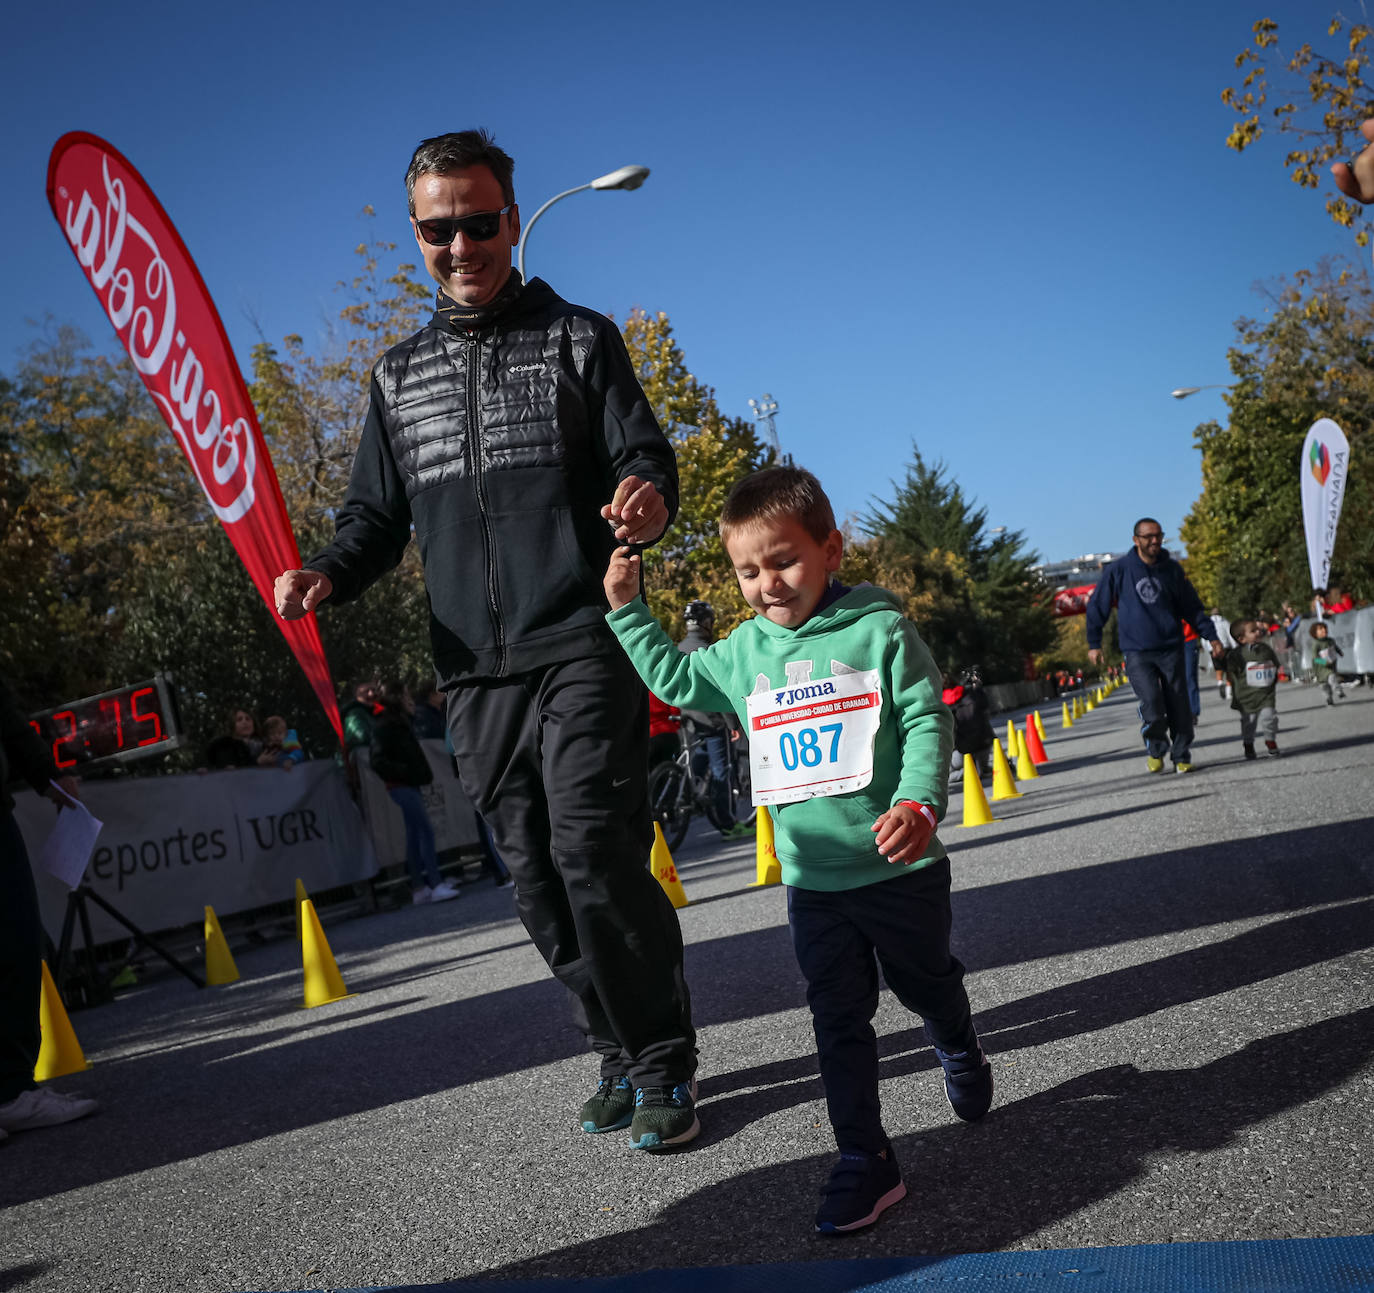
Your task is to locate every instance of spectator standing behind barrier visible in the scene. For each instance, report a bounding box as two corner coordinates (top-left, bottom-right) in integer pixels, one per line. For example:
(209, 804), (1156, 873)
(1224, 620), (1282, 760)
(258, 715), (305, 769)
(0, 676), (100, 1137)
(372, 682), (459, 906)
(205, 706), (263, 770)
(1086, 519), (1222, 774)
(271, 128), (696, 1151)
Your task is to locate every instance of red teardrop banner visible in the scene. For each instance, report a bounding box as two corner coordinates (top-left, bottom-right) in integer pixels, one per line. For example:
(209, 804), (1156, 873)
(46, 132), (342, 744)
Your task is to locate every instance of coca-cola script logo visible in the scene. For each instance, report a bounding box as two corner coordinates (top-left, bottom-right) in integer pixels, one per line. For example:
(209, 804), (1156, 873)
(54, 152), (257, 524)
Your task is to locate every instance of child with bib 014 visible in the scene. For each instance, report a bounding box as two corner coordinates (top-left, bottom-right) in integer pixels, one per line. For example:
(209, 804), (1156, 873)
(603, 465), (991, 1236)
(1223, 618), (1282, 759)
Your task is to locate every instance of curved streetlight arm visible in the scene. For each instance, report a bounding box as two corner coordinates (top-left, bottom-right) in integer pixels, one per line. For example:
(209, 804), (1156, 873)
(517, 183), (593, 283)
(1171, 384), (1229, 400)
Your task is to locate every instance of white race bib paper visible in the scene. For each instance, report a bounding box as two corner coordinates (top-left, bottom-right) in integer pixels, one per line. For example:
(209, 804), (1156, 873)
(1245, 660), (1277, 689)
(746, 670), (883, 806)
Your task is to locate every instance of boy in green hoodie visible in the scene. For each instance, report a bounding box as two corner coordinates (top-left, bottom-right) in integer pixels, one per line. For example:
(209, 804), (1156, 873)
(1223, 619), (1281, 759)
(604, 465), (990, 1235)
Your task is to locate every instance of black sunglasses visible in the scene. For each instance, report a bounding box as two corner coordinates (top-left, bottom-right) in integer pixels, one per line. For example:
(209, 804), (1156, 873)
(414, 205), (514, 246)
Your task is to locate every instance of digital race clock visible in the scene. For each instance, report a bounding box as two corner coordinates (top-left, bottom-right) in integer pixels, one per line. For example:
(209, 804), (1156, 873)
(27, 674), (185, 770)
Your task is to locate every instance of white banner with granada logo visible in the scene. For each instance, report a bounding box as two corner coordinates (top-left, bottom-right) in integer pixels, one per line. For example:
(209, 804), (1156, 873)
(1300, 418), (1350, 600)
(746, 670), (883, 805)
(45, 132), (341, 742)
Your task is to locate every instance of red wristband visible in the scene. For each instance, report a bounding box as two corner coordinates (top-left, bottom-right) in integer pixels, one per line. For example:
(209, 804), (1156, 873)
(897, 800), (937, 830)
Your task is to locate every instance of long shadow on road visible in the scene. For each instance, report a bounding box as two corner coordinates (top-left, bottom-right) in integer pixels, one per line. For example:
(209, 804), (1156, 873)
(476, 1004), (1374, 1281)
(2, 822), (1367, 1208)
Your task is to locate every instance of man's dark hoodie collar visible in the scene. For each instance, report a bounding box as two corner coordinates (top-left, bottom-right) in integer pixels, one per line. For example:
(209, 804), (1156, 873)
(434, 270), (529, 333)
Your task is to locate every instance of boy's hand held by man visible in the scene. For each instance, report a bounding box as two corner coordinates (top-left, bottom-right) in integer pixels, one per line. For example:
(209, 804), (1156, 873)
(604, 547), (642, 611)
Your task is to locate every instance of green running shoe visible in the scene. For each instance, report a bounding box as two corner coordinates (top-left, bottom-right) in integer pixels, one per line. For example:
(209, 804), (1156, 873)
(629, 1079), (700, 1151)
(579, 1076), (634, 1133)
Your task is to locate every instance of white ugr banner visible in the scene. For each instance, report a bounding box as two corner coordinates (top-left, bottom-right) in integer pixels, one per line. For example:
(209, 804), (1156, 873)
(1300, 418), (1350, 595)
(747, 670), (883, 805)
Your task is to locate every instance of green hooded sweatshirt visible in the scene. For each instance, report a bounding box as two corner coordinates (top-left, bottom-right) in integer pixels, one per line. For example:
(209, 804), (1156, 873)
(607, 586), (953, 891)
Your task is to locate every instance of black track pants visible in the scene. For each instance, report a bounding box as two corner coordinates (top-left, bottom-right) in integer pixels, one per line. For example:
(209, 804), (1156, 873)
(446, 651), (696, 1088)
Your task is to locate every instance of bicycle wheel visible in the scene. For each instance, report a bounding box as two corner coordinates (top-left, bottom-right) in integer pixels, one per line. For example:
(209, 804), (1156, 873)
(727, 746), (756, 827)
(648, 760), (692, 853)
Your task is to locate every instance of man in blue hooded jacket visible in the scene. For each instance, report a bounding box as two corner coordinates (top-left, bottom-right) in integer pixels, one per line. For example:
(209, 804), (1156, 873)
(1085, 518), (1223, 773)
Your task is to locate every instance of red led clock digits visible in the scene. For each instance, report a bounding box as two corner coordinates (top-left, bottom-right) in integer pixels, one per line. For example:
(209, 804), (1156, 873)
(51, 710), (79, 769)
(98, 695), (125, 749)
(131, 686), (165, 746)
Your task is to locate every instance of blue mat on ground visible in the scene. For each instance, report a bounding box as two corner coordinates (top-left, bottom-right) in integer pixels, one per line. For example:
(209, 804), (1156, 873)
(271, 1233), (1374, 1292)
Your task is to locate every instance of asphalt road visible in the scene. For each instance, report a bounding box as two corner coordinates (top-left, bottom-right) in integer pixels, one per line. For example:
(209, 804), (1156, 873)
(1, 679), (1371, 1293)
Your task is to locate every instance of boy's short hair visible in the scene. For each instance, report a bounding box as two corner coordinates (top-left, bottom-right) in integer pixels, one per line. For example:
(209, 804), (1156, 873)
(1309, 621), (1329, 638)
(1230, 618), (1255, 642)
(720, 466), (836, 546)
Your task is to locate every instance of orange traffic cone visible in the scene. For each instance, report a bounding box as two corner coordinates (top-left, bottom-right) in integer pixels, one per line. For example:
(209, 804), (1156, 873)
(1025, 714), (1050, 764)
(749, 807), (781, 886)
(34, 961), (91, 1080)
(991, 737), (1022, 800)
(960, 755), (996, 826)
(204, 906), (240, 986)
(650, 821), (689, 908)
(301, 899), (353, 1008)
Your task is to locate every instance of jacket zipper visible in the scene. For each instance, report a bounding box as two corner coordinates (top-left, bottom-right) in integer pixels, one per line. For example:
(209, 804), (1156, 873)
(465, 331), (505, 673)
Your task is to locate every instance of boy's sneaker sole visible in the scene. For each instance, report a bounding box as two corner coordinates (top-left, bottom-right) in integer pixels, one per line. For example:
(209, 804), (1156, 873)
(628, 1079), (699, 1151)
(815, 1149), (906, 1234)
(817, 1180), (906, 1233)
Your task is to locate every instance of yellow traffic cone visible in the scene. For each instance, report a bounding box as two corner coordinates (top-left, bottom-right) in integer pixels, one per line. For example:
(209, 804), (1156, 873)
(204, 906), (239, 986)
(1085, 694), (1097, 712)
(294, 877), (308, 941)
(301, 899), (353, 1008)
(1005, 718), (1017, 756)
(1016, 727), (1040, 780)
(991, 737), (1022, 800)
(749, 808), (781, 887)
(34, 961), (90, 1080)
(1034, 710), (1046, 742)
(960, 754), (996, 826)
(650, 821), (689, 908)
(1062, 701), (1074, 728)
(1073, 696), (1083, 719)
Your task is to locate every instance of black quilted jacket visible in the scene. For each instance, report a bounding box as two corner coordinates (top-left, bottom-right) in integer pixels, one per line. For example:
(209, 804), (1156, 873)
(305, 278), (677, 684)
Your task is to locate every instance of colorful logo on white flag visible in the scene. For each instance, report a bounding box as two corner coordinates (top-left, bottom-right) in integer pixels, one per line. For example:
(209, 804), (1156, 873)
(1299, 419), (1350, 594)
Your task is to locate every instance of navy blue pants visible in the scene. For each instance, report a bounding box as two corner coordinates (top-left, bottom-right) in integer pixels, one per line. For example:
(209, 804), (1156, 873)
(1125, 646), (1194, 764)
(1183, 639), (1201, 719)
(788, 860), (977, 1155)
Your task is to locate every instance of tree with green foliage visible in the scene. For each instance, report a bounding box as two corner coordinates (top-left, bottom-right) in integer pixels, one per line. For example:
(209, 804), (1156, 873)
(1222, 14), (1374, 243)
(859, 449), (1055, 681)
(618, 309), (770, 636)
(1181, 262), (1374, 611)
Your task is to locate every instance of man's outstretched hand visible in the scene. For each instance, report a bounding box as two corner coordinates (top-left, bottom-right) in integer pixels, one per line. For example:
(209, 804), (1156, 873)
(601, 476), (668, 546)
(1332, 119), (1374, 204)
(274, 569), (333, 620)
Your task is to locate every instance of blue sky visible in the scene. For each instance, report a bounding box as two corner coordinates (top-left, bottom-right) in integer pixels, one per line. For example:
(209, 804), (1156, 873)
(1, 0), (1363, 565)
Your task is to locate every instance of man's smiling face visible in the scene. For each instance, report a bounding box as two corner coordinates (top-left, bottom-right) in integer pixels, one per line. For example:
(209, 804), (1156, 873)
(411, 165), (519, 306)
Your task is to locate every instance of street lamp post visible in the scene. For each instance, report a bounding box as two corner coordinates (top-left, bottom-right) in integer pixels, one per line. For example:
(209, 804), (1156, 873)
(747, 393), (781, 457)
(516, 164), (650, 282)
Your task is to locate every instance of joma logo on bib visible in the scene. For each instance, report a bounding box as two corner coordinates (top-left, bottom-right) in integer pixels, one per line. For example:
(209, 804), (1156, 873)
(774, 682), (837, 706)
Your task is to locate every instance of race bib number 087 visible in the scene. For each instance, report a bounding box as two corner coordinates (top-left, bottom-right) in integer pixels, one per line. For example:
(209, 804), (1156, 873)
(746, 670), (883, 806)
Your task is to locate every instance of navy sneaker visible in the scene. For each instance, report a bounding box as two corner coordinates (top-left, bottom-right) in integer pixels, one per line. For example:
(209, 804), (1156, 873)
(815, 1147), (906, 1234)
(935, 1044), (993, 1122)
(578, 1076), (634, 1133)
(628, 1080), (699, 1150)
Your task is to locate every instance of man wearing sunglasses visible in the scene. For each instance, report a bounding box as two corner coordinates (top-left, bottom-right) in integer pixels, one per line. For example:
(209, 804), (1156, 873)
(273, 130), (698, 1151)
(1084, 518), (1223, 774)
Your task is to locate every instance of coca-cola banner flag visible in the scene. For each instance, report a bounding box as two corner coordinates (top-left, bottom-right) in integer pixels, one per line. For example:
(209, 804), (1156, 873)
(46, 133), (342, 743)
(1299, 417), (1350, 601)
(1051, 583), (1097, 618)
